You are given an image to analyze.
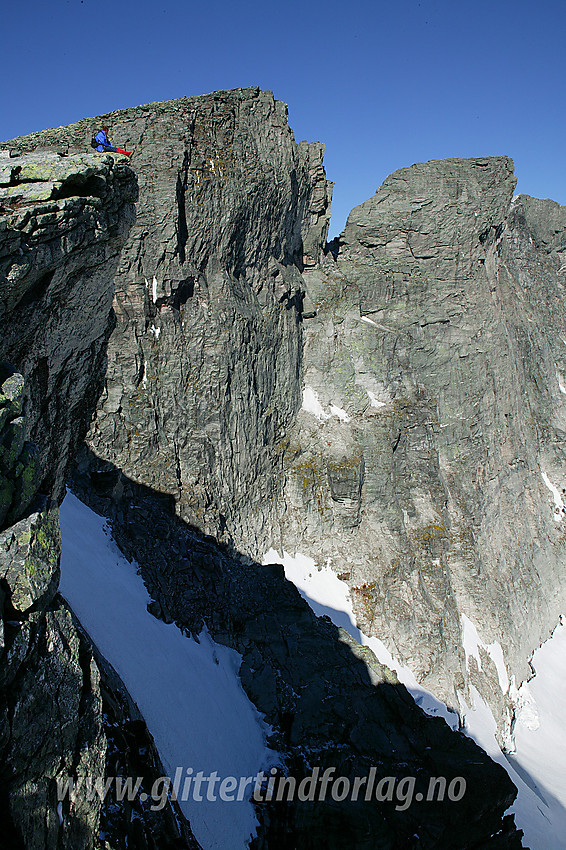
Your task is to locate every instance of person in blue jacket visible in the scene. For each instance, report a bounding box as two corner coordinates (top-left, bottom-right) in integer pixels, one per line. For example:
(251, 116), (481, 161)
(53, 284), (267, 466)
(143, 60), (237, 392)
(95, 126), (131, 157)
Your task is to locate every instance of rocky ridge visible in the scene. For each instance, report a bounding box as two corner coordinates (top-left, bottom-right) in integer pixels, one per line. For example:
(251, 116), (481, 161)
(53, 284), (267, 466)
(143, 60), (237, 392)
(70, 451), (522, 849)
(0, 92), (532, 847)
(8, 88), (331, 554)
(0, 150), (198, 849)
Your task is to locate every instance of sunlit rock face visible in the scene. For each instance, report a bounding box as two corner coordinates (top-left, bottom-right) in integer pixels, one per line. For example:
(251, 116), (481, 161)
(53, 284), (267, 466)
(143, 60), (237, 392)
(282, 156), (566, 730)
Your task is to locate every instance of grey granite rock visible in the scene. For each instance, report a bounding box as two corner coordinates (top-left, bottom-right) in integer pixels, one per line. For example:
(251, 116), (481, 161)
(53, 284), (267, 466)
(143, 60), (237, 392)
(281, 157), (566, 739)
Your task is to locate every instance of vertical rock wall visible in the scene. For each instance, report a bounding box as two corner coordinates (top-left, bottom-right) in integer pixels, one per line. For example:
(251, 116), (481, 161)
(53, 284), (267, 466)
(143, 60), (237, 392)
(2, 101), (531, 846)
(282, 156), (566, 728)
(0, 152), (137, 848)
(8, 88), (332, 554)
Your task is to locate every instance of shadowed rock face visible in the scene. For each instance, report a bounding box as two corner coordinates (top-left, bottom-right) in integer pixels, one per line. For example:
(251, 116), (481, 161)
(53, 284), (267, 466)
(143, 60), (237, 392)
(0, 151), (137, 507)
(0, 152), (196, 850)
(282, 156), (566, 732)
(0, 151), (137, 848)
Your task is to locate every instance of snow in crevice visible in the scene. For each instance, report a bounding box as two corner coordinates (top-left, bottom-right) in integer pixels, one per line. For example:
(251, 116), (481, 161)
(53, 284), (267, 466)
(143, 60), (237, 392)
(541, 470), (566, 521)
(152, 276), (158, 303)
(60, 493), (277, 850)
(144, 276), (159, 305)
(301, 387), (350, 423)
(461, 614), (509, 693)
(264, 547), (566, 849)
(356, 315), (395, 333)
(366, 390), (387, 409)
(359, 315), (379, 328)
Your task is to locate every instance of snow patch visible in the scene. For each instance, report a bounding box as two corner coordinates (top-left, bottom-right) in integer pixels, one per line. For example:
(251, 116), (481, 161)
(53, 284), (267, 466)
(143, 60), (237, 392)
(461, 614), (509, 693)
(301, 387), (350, 424)
(461, 614), (483, 671)
(329, 404), (351, 423)
(541, 471), (566, 521)
(60, 493), (277, 850)
(357, 316), (394, 333)
(151, 324), (161, 340)
(367, 390), (387, 409)
(486, 641), (510, 695)
(302, 387), (330, 421)
(144, 276), (159, 304)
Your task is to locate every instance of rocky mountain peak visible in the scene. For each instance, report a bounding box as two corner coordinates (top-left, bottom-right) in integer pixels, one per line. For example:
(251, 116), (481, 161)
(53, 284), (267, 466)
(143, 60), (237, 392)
(4, 92), (559, 847)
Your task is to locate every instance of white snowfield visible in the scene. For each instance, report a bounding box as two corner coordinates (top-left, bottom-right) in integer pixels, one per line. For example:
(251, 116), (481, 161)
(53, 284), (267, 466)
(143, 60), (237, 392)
(263, 548), (566, 850)
(59, 493), (277, 850)
(461, 613), (509, 693)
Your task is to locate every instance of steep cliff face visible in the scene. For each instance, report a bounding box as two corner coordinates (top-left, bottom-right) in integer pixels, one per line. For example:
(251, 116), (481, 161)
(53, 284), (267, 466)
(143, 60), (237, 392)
(0, 152), (194, 850)
(9, 88), (331, 554)
(281, 156), (566, 729)
(0, 151), (137, 507)
(69, 456), (523, 849)
(0, 150), (137, 847)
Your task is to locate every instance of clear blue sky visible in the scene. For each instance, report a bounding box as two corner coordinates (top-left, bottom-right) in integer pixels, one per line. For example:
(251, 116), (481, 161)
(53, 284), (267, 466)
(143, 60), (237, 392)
(2, 0), (564, 237)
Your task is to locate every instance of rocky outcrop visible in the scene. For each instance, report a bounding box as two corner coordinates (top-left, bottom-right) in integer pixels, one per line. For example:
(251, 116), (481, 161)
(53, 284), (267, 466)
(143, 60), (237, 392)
(1, 149), (201, 848)
(282, 156), (566, 734)
(0, 151), (141, 849)
(7, 88), (332, 554)
(0, 151), (136, 505)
